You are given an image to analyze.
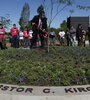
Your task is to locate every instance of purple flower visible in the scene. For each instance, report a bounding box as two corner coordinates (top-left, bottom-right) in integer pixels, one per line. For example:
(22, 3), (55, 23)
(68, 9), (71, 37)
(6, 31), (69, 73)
(19, 77), (23, 82)
(19, 73), (24, 77)
(9, 73), (14, 77)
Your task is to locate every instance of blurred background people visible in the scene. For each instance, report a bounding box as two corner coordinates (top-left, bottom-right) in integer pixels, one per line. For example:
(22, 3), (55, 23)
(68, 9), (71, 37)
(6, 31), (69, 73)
(49, 29), (56, 46)
(23, 27), (29, 48)
(10, 24), (19, 48)
(66, 28), (72, 46)
(19, 29), (24, 47)
(0, 24), (6, 49)
(59, 29), (65, 46)
(69, 26), (76, 46)
(82, 28), (86, 47)
(76, 24), (83, 46)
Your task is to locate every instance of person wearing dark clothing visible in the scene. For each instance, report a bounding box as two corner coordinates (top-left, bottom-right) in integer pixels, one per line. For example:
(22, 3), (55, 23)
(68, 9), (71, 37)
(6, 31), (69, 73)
(49, 30), (55, 46)
(30, 11), (47, 48)
(76, 24), (83, 46)
(66, 28), (72, 46)
(88, 27), (90, 45)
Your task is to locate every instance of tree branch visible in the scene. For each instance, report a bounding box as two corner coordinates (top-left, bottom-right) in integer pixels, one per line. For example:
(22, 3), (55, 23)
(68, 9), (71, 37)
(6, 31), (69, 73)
(50, 4), (67, 25)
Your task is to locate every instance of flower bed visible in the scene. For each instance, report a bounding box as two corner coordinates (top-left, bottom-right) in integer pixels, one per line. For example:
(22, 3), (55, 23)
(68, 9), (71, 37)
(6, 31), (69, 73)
(0, 46), (90, 86)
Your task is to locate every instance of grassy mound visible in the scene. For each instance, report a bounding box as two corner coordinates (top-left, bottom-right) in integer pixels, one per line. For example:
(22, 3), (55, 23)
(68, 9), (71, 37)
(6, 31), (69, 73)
(0, 46), (90, 86)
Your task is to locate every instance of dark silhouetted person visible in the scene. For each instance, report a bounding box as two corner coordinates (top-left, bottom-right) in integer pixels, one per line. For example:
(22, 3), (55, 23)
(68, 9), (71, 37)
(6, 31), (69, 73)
(76, 24), (83, 46)
(31, 11), (47, 48)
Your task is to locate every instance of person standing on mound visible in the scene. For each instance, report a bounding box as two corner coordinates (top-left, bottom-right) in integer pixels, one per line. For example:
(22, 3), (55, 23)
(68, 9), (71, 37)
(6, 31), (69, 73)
(0, 24), (7, 49)
(49, 29), (56, 46)
(76, 24), (83, 46)
(30, 11), (47, 49)
(23, 27), (30, 48)
(44, 32), (48, 47)
(10, 24), (19, 48)
(59, 29), (65, 46)
(19, 29), (24, 47)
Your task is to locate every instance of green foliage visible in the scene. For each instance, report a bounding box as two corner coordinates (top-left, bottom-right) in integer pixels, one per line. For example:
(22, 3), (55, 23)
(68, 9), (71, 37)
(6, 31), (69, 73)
(77, 5), (90, 11)
(69, 9), (74, 16)
(19, 2), (30, 31)
(0, 14), (11, 29)
(37, 5), (44, 15)
(60, 20), (67, 32)
(0, 46), (90, 86)
(59, 0), (73, 6)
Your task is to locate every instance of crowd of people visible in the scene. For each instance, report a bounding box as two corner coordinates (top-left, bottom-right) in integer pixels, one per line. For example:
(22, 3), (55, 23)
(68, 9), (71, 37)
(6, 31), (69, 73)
(66, 24), (90, 47)
(49, 24), (90, 47)
(0, 11), (90, 50)
(0, 11), (48, 50)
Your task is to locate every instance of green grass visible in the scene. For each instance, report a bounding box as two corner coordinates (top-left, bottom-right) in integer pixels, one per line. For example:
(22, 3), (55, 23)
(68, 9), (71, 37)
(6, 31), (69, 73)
(0, 46), (90, 86)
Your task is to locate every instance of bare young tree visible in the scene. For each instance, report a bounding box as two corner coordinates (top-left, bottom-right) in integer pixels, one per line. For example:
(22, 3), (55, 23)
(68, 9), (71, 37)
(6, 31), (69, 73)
(40, 0), (73, 28)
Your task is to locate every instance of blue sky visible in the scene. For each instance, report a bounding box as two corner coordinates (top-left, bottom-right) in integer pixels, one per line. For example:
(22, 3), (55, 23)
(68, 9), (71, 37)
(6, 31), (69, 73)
(0, 0), (90, 31)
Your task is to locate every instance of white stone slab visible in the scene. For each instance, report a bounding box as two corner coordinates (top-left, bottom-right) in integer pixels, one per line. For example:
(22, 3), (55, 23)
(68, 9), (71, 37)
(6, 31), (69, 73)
(0, 84), (90, 100)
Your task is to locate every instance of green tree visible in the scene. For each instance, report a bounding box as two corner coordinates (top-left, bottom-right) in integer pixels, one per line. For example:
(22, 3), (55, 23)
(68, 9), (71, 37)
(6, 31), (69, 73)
(60, 20), (67, 32)
(19, 2), (30, 31)
(37, 5), (44, 15)
(0, 14), (11, 29)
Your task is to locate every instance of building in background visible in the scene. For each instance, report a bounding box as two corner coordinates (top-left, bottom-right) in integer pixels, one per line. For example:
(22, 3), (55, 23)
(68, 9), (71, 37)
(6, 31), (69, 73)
(67, 17), (89, 30)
